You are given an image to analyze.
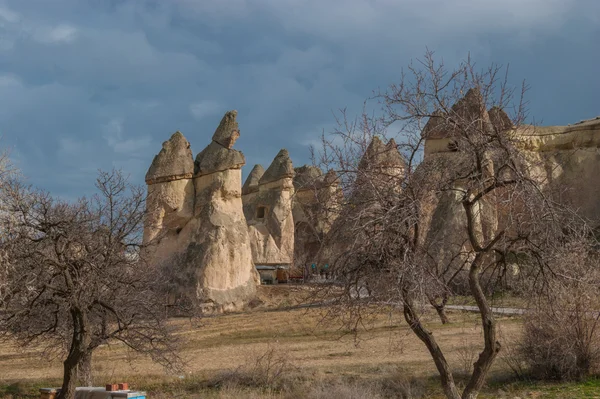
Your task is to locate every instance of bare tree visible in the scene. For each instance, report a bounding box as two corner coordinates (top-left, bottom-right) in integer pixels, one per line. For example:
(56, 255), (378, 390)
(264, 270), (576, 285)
(314, 51), (582, 399)
(0, 169), (179, 399)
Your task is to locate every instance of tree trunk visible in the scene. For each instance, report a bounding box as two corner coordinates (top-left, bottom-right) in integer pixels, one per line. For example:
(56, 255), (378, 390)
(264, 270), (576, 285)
(434, 304), (450, 325)
(403, 294), (461, 399)
(57, 308), (90, 399)
(77, 351), (93, 386)
(461, 255), (501, 399)
(429, 295), (450, 324)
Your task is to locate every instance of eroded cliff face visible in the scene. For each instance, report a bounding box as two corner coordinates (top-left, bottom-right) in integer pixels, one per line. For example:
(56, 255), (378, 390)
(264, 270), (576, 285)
(144, 111), (258, 312)
(424, 108), (600, 227)
(515, 118), (600, 224)
(420, 90), (600, 282)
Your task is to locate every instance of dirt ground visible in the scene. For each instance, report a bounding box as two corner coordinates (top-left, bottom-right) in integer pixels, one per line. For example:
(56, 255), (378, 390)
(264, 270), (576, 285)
(0, 285), (522, 384)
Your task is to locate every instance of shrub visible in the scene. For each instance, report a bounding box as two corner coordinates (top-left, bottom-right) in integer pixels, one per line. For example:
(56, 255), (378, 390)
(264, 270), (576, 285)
(520, 238), (600, 380)
(213, 346), (298, 391)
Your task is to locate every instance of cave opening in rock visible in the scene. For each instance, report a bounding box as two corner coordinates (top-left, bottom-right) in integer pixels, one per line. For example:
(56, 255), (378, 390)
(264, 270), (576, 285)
(256, 206), (266, 219)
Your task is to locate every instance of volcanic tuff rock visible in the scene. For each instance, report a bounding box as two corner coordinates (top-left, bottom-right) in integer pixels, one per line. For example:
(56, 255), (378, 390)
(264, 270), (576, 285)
(243, 150), (296, 265)
(422, 88), (493, 141)
(211, 110), (241, 149)
(318, 136), (403, 268)
(488, 106), (513, 132)
(145, 131), (194, 184)
(514, 117), (600, 223)
(143, 132), (195, 246)
(242, 164), (265, 195)
(143, 110), (257, 312)
(259, 149), (295, 185)
(195, 111), (246, 175)
(143, 94), (599, 308)
(420, 90), (600, 284)
(420, 90), (498, 276)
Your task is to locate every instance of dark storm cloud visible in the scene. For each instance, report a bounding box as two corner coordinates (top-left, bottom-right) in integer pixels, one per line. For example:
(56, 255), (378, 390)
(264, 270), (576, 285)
(0, 0), (597, 198)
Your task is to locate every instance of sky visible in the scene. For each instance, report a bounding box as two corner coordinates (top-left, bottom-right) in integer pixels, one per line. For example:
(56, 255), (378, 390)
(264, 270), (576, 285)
(0, 0), (598, 199)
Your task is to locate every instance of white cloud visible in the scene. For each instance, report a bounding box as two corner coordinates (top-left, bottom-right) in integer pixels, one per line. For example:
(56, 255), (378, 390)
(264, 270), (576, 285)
(33, 24), (78, 44)
(0, 5), (19, 23)
(0, 74), (20, 87)
(103, 118), (153, 155)
(189, 100), (221, 120)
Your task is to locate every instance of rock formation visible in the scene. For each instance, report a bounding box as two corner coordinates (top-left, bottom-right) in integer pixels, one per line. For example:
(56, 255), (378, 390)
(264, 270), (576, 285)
(420, 89), (600, 283)
(423, 94), (600, 226)
(143, 99), (599, 300)
(318, 136), (405, 268)
(144, 131), (195, 252)
(420, 90), (498, 275)
(242, 150), (295, 265)
(291, 166), (342, 273)
(512, 117), (600, 224)
(144, 111), (258, 312)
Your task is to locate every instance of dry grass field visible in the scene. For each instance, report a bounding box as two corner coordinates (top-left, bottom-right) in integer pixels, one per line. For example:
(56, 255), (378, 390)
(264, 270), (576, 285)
(1, 286), (599, 398)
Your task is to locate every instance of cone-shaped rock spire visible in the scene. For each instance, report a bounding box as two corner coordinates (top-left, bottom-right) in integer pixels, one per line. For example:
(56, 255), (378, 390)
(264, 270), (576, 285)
(358, 136), (405, 170)
(422, 88), (490, 139)
(212, 110), (240, 149)
(145, 131), (194, 184)
(259, 149), (295, 185)
(242, 164), (265, 195)
(488, 106), (513, 132)
(195, 110), (246, 175)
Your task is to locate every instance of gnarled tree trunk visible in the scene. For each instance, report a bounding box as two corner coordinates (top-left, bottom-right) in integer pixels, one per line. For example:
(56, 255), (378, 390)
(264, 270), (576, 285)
(461, 255), (501, 399)
(57, 308), (90, 399)
(403, 293), (461, 399)
(77, 351), (93, 387)
(429, 294), (450, 324)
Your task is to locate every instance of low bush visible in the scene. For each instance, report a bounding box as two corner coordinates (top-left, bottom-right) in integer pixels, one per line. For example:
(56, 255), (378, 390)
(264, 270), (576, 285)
(519, 238), (600, 380)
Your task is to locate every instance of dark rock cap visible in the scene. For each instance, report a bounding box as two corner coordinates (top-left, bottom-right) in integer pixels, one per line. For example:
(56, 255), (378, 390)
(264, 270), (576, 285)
(242, 164), (265, 195)
(452, 88), (486, 123)
(195, 141), (246, 175)
(259, 149), (295, 185)
(212, 110), (240, 149)
(194, 110), (246, 175)
(145, 131), (194, 184)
